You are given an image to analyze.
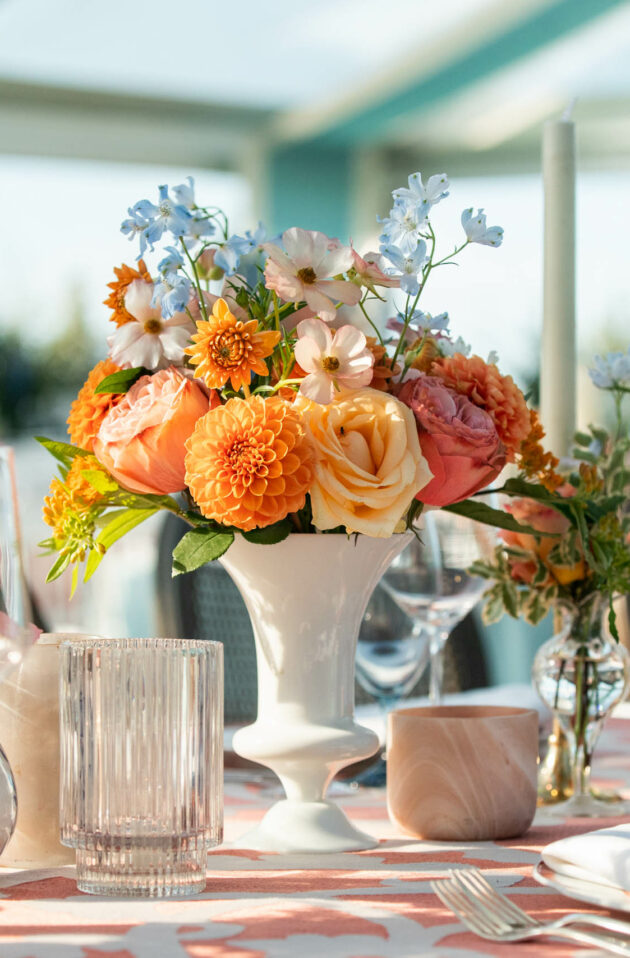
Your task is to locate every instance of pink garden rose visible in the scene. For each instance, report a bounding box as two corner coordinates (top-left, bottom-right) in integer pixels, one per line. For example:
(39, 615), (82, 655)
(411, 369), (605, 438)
(94, 366), (218, 494)
(397, 375), (505, 507)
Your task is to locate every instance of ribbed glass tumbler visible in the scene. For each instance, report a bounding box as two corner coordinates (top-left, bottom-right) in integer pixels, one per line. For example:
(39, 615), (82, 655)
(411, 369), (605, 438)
(59, 637), (223, 897)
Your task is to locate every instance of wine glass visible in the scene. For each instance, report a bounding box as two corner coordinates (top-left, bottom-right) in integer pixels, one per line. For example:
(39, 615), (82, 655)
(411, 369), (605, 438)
(0, 445), (39, 852)
(382, 511), (496, 704)
(354, 584), (432, 785)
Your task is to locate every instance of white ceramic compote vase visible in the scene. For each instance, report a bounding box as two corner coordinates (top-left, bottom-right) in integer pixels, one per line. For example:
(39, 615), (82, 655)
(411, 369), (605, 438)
(220, 531), (411, 853)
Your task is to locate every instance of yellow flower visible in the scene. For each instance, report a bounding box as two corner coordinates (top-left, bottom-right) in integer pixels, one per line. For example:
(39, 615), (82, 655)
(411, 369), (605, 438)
(296, 387), (431, 537)
(185, 298), (280, 392)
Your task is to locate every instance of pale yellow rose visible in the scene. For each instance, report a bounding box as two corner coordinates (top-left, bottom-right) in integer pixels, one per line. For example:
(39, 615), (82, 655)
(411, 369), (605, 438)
(296, 387), (432, 537)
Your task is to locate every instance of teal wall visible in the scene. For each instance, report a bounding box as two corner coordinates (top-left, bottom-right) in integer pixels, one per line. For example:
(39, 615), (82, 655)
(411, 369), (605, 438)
(268, 144), (352, 239)
(476, 609), (553, 686)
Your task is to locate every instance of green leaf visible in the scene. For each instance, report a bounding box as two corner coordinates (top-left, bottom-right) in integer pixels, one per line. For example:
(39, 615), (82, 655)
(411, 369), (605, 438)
(93, 367), (149, 394)
(84, 507), (157, 581)
(70, 563), (80, 599)
(242, 520), (291, 545)
(609, 597), (620, 642)
(442, 499), (558, 538)
(46, 551), (71, 582)
(172, 528), (234, 575)
(573, 431), (594, 447)
(501, 581), (519, 617)
(81, 470), (120, 494)
(35, 436), (91, 467)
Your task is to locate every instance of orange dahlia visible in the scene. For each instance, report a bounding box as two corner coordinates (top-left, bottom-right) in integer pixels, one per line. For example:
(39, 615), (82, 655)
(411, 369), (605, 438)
(185, 395), (315, 531)
(185, 297), (281, 392)
(431, 353), (531, 461)
(104, 260), (152, 327)
(67, 359), (124, 452)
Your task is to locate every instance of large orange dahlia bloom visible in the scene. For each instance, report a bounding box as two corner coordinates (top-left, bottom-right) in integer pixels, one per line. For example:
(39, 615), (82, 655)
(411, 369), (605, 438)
(431, 353), (530, 461)
(185, 297), (280, 392)
(104, 260), (152, 327)
(185, 395), (315, 531)
(67, 359), (124, 452)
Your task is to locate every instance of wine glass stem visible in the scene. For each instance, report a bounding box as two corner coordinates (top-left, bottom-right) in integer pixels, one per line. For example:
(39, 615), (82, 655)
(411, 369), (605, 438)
(429, 630), (447, 706)
(572, 742), (591, 800)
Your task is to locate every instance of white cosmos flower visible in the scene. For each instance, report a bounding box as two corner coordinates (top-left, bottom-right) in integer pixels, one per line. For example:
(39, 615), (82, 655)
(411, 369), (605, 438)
(294, 318), (374, 405)
(107, 279), (195, 370)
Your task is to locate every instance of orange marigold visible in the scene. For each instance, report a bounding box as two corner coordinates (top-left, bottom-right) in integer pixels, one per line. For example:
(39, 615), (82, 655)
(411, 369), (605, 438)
(517, 410), (563, 491)
(431, 353), (531, 461)
(67, 359), (125, 452)
(185, 395), (315, 531)
(104, 260), (152, 327)
(185, 297), (281, 392)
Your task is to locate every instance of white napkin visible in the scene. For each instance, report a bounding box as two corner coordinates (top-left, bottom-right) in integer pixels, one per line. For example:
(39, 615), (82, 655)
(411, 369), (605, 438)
(542, 824), (630, 892)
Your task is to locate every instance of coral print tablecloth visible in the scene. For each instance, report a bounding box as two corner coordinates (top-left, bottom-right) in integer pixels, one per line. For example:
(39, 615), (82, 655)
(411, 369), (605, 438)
(1, 716), (630, 958)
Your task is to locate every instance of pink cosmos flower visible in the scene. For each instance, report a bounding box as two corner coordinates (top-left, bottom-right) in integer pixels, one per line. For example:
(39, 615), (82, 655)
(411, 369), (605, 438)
(107, 280), (195, 370)
(294, 318), (374, 404)
(263, 228), (361, 322)
(350, 249), (401, 290)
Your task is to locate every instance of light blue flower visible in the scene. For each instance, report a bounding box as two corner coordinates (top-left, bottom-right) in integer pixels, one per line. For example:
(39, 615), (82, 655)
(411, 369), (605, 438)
(184, 211), (216, 243)
(393, 172), (449, 209)
(379, 202), (429, 256)
(380, 241), (428, 295)
(152, 273), (192, 319)
(243, 222), (267, 250)
(172, 176), (196, 209)
(386, 310), (450, 342)
(461, 208), (504, 247)
(120, 207), (151, 258)
(158, 246), (185, 275)
(132, 185), (192, 246)
(588, 349), (630, 390)
(214, 234), (255, 276)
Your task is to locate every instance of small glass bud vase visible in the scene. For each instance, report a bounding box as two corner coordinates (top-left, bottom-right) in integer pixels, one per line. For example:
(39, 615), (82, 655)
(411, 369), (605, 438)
(533, 595), (630, 817)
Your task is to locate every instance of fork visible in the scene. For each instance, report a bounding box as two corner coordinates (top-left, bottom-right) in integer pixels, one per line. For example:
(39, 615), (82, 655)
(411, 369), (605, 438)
(431, 868), (630, 956)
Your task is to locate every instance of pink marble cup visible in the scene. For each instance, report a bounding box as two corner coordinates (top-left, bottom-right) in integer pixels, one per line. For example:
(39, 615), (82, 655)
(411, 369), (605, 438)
(387, 705), (539, 841)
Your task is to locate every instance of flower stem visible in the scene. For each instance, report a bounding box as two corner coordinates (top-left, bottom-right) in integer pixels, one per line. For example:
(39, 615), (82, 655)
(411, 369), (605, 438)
(181, 238), (209, 323)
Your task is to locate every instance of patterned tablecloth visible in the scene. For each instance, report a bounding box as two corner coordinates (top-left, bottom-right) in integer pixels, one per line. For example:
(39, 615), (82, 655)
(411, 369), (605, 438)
(1, 718), (630, 958)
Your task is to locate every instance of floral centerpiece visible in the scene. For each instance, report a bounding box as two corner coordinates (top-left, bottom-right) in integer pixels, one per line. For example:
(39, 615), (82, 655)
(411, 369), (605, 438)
(39, 171), (548, 588)
(470, 350), (630, 814)
(37, 171), (564, 852)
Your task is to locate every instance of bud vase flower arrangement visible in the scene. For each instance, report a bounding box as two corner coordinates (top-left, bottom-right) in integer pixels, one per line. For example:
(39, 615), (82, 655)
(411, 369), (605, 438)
(39, 172), (548, 589)
(470, 351), (630, 816)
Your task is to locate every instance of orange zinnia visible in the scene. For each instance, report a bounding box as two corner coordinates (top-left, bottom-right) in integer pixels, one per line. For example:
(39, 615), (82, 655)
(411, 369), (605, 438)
(431, 353), (531, 461)
(185, 395), (315, 531)
(67, 359), (125, 452)
(185, 297), (280, 392)
(104, 260), (152, 327)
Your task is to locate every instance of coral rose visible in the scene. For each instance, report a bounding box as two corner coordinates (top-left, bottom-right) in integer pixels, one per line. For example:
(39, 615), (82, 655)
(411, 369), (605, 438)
(94, 367), (216, 494)
(501, 487), (586, 587)
(185, 395), (315, 531)
(296, 387), (431, 537)
(431, 353), (530, 461)
(397, 375), (505, 507)
(67, 359), (125, 452)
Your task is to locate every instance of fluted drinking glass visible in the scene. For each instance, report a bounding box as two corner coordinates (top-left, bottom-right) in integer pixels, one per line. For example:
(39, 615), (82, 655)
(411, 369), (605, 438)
(60, 637), (223, 897)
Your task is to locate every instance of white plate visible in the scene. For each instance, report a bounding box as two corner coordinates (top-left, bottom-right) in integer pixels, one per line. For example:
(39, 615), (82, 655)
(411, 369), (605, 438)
(534, 861), (630, 914)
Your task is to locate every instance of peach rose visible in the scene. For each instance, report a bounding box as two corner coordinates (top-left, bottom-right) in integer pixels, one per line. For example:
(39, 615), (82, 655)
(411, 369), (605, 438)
(94, 366), (217, 494)
(296, 387), (432, 537)
(501, 486), (586, 586)
(397, 375), (506, 507)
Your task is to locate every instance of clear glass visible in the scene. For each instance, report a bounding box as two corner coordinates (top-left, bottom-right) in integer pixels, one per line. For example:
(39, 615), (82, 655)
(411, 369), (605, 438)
(381, 512), (496, 704)
(533, 596), (630, 817)
(354, 585), (431, 785)
(0, 445), (39, 854)
(60, 637), (224, 897)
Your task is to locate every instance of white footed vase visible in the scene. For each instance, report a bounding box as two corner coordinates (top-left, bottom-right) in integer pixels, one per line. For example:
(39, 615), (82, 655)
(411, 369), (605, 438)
(220, 531), (411, 853)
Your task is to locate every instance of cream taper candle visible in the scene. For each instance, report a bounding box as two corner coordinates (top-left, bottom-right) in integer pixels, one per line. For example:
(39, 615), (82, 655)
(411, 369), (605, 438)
(540, 112), (576, 456)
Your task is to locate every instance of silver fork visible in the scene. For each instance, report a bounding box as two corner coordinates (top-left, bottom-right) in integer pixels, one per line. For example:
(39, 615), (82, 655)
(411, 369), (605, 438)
(431, 868), (630, 956)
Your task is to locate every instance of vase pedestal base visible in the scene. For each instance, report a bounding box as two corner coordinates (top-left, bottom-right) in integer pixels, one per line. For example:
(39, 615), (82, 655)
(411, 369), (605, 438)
(232, 798), (377, 854)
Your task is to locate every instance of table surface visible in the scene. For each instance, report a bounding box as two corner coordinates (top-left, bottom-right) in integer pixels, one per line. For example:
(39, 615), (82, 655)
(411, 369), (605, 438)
(1, 718), (630, 958)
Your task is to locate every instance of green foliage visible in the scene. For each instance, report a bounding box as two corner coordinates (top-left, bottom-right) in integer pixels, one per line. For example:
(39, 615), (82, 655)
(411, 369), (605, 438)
(172, 528), (235, 575)
(93, 367), (149, 394)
